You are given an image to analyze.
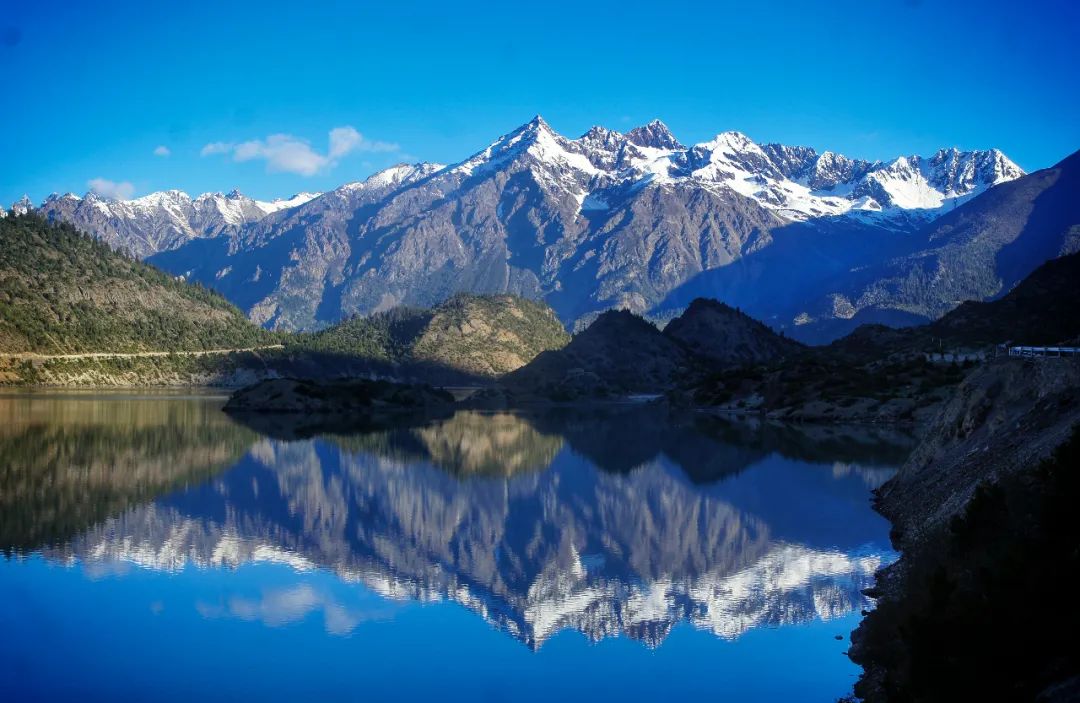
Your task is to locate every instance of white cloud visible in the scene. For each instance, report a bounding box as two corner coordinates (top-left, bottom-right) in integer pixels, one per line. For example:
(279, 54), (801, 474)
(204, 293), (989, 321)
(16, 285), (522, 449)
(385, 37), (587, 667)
(153, 145), (171, 157)
(200, 126), (397, 176)
(87, 178), (135, 200)
(328, 126), (361, 159)
(200, 141), (234, 156)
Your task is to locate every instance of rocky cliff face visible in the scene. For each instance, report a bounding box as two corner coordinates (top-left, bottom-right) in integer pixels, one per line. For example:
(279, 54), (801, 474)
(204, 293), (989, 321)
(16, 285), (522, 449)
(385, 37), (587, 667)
(876, 357), (1080, 543)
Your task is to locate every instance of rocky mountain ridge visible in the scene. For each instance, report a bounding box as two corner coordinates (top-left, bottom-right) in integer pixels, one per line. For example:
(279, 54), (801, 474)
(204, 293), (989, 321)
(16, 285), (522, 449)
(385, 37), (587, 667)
(11, 117), (1028, 335)
(22, 189), (320, 259)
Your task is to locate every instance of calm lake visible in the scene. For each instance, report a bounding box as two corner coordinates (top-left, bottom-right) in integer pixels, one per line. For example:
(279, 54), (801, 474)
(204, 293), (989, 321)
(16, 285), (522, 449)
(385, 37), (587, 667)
(0, 391), (911, 702)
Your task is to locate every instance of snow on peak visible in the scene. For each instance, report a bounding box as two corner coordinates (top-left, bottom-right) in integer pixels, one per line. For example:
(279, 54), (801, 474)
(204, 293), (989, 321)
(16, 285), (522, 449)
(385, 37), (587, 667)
(437, 119), (1025, 223)
(362, 163), (443, 189)
(625, 119), (683, 150)
(706, 130), (757, 152)
(453, 116), (599, 180)
(10, 195), (33, 215)
(255, 191), (321, 213)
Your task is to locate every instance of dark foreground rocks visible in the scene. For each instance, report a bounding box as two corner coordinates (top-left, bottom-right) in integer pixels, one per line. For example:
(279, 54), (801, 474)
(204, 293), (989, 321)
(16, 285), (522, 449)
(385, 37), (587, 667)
(849, 358), (1080, 702)
(223, 377), (455, 414)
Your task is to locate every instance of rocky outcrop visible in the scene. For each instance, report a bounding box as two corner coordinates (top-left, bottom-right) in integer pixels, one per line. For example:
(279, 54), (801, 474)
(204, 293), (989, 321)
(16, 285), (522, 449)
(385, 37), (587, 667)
(290, 293), (570, 379)
(409, 294), (570, 376)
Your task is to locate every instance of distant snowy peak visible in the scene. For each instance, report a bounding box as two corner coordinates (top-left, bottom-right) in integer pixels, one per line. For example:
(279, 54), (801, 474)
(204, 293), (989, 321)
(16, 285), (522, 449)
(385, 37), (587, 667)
(255, 191), (322, 214)
(437, 116), (1024, 222)
(625, 119), (684, 150)
(38, 188), (320, 217)
(25, 187), (322, 258)
(353, 162), (445, 190)
(9, 195), (34, 216)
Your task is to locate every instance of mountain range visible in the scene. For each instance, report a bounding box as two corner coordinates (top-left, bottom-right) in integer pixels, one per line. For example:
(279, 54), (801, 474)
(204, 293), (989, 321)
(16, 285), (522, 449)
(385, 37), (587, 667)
(18, 189), (320, 259)
(12, 117), (1075, 342)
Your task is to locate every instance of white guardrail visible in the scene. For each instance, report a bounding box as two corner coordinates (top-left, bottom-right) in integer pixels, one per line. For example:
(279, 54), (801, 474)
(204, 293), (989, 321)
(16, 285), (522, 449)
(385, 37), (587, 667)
(1007, 346), (1080, 358)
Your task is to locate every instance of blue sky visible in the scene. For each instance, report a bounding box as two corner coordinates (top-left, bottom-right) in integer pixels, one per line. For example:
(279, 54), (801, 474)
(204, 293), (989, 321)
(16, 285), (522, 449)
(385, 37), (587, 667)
(2, 0), (1078, 205)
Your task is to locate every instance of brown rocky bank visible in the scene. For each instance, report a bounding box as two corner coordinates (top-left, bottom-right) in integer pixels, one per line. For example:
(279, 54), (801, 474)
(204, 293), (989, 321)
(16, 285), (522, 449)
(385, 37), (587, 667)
(850, 356), (1080, 701)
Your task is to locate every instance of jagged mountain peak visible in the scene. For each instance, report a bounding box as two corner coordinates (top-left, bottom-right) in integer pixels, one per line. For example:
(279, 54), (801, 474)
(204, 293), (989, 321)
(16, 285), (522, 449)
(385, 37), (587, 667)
(526, 114), (551, 129)
(453, 115), (601, 180)
(625, 119), (683, 150)
(705, 130), (759, 152)
(357, 162), (445, 190)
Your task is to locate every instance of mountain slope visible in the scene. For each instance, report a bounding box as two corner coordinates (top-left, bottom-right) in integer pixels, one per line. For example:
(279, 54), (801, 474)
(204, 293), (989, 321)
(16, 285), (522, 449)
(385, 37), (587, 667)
(662, 297), (803, 366)
(923, 250), (1080, 346)
(126, 118), (1023, 332)
(0, 214), (273, 354)
(20, 117), (1028, 335)
(505, 309), (696, 395)
(289, 293), (569, 378)
(789, 149), (1080, 340)
(410, 294), (570, 376)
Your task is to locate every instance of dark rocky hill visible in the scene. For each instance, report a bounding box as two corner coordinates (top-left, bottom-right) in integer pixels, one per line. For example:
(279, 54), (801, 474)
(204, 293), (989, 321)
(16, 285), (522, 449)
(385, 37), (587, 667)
(504, 309), (697, 396)
(662, 297), (803, 366)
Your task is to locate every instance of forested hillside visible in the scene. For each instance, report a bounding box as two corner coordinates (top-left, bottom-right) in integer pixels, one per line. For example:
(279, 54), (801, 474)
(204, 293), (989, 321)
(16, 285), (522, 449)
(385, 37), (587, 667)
(0, 214), (274, 354)
(288, 293), (570, 377)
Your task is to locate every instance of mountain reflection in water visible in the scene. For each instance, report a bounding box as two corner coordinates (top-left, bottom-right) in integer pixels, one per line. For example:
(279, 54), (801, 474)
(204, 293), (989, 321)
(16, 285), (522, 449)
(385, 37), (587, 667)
(1, 395), (909, 651)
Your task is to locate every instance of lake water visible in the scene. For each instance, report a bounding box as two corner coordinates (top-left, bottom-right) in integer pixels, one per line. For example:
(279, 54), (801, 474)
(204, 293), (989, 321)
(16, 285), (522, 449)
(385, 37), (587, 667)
(0, 392), (910, 702)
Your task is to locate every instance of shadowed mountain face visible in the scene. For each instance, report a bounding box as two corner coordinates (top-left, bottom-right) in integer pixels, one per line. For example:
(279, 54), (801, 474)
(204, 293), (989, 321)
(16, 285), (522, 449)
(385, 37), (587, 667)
(662, 297), (803, 366)
(14, 399), (910, 650)
(784, 150), (1080, 341)
(504, 309), (697, 394)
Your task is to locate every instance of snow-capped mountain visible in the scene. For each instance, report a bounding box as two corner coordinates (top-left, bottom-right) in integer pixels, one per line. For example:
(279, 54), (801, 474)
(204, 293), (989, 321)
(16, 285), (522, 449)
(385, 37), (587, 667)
(433, 116), (1021, 222)
(28, 188), (321, 258)
(11, 116), (1043, 337)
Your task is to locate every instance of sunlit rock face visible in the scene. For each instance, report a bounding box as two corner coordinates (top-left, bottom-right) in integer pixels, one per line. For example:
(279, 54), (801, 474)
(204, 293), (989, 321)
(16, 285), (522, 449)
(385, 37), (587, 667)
(36, 408), (906, 649)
